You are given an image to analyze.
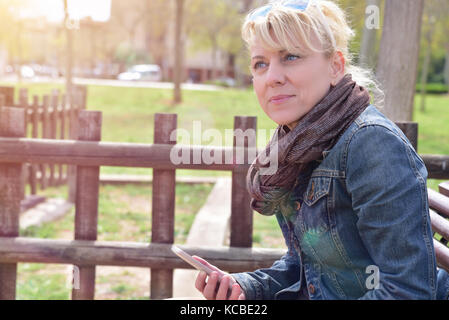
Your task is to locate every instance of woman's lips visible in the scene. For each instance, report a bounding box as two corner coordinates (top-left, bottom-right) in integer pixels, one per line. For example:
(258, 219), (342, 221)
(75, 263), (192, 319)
(269, 95), (295, 105)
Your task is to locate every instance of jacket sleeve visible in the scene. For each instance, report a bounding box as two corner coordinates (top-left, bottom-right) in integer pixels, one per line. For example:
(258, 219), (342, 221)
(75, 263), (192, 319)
(345, 124), (437, 299)
(231, 213), (301, 300)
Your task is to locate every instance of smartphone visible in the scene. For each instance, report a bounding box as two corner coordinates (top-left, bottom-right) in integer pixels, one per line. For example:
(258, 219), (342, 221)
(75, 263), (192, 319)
(171, 245), (234, 290)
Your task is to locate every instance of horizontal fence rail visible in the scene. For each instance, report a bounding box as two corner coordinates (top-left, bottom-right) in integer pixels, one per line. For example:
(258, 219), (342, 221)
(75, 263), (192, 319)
(0, 235), (445, 276)
(0, 138), (447, 178)
(0, 238), (285, 273)
(0, 138), (250, 170)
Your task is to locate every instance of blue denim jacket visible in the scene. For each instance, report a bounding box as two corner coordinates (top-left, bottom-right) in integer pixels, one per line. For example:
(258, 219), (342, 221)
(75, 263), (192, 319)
(232, 105), (449, 300)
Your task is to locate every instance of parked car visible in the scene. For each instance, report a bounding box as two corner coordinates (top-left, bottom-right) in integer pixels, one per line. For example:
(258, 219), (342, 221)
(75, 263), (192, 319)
(117, 64), (162, 81)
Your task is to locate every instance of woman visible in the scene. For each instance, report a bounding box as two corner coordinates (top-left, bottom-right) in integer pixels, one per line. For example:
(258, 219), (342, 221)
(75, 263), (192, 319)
(193, 0), (449, 300)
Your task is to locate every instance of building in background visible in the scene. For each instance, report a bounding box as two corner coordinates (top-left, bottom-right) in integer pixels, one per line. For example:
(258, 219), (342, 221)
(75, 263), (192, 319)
(109, 0), (234, 83)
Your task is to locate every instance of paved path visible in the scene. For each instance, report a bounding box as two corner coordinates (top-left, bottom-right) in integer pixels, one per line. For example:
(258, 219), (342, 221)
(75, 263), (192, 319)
(0, 75), (222, 91)
(20, 198), (73, 230)
(172, 177), (232, 299)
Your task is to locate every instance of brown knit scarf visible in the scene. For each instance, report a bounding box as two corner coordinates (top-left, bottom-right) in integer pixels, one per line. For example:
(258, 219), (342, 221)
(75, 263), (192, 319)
(246, 73), (371, 218)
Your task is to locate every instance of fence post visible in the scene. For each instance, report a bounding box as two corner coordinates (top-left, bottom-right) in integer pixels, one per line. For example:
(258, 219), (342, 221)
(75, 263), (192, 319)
(19, 89), (28, 201)
(395, 121), (418, 152)
(151, 113), (177, 299)
(230, 116), (257, 248)
(49, 91), (59, 187)
(71, 110), (102, 300)
(40, 95), (51, 190)
(29, 95), (39, 195)
(59, 94), (67, 185)
(0, 86), (14, 106)
(0, 106), (25, 300)
(19, 88), (28, 129)
(67, 91), (81, 203)
(76, 85), (87, 110)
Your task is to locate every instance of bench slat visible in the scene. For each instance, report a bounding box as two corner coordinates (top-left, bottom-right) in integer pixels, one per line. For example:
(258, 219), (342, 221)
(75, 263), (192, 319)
(440, 182), (449, 197)
(430, 209), (449, 241)
(434, 240), (449, 272)
(428, 188), (449, 218)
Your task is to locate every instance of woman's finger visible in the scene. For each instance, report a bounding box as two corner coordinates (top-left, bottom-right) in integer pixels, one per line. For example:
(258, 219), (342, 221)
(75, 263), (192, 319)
(228, 282), (242, 300)
(194, 271), (207, 293)
(203, 271), (219, 300)
(192, 256), (224, 275)
(215, 275), (231, 300)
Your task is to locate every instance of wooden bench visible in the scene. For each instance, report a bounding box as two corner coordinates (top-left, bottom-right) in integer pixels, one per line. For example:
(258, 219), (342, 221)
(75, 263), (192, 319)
(428, 182), (449, 272)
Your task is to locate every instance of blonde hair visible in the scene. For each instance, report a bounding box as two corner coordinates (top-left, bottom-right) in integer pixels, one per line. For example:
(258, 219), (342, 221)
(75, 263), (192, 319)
(242, 0), (384, 107)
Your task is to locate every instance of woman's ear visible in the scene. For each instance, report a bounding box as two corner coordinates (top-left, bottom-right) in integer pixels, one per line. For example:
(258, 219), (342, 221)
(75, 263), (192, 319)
(329, 51), (345, 85)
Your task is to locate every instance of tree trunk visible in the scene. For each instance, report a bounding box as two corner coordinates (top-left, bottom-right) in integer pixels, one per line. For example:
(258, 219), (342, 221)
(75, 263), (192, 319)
(64, 0), (74, 106)
(419, 28), (433, 112)
(173, 0), (184, 105)
(211, 41), (218, 80)
(359, 0), (380, 68)
(242, 0), (254, 13)
(376, 0), (424, 121)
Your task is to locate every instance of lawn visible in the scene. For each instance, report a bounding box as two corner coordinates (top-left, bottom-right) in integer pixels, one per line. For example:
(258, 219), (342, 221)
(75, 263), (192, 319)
(17, 182), (214, 300)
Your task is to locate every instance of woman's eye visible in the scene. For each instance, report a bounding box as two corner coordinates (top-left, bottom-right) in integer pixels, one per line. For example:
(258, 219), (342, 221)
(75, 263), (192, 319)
(253, 61), (267, 70)
(284, 54), (300, 61)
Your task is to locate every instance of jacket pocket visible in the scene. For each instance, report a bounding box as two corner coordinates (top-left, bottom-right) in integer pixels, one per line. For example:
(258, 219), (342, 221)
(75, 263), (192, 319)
(304, 176), (331, 206)
(300, 176), (332, 235)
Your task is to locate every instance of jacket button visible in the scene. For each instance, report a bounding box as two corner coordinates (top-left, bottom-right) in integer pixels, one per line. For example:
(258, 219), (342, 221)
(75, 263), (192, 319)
(308, 283), (315, 295)
(308, 181), (315, 201)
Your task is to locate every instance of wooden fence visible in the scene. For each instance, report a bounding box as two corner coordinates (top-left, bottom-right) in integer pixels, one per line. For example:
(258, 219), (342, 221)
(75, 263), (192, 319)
(0, 85), (87, 209)
(0, 107), (448, 300)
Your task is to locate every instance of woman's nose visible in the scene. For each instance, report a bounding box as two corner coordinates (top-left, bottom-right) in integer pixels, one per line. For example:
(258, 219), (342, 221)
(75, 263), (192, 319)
(265, 62), (286, 87)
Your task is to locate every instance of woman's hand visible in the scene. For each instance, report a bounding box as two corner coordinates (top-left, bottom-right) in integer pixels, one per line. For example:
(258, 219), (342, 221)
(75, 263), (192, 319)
(193, 256), (246, 300)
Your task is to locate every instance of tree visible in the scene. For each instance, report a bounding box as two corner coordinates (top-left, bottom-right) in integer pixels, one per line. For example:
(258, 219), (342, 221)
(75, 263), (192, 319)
(376, 0), (424, 121)
(427, 0), (449, 87)
(143, 0), (172, 81)
(185, 0), (242, 80)
(64, 0), (74, 104)
(109, 0), (146, 45)
(418, 0), (439, 112)
(173, 0), (185, 104)
(359, 0), (381, 69)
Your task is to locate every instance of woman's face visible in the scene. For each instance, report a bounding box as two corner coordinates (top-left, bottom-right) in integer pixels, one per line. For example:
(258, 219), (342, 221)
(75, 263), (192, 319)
(250, 39), (339, 130)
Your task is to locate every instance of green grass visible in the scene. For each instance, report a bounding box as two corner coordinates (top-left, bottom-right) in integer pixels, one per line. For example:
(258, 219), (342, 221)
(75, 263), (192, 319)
(412, 94), (449, 192)
(16, 182), (213, 300)
(17, 269), (69, 300)
(22, 182), (213, 243)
